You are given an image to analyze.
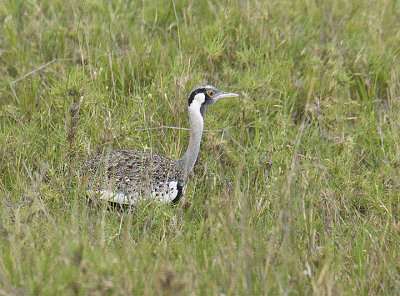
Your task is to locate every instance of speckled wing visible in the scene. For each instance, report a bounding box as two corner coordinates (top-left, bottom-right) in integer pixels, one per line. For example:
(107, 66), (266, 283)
(82, 150), (185, 204)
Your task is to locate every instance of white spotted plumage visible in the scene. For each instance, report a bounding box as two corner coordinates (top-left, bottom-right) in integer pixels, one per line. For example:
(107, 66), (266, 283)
(88, 180), (180, 204)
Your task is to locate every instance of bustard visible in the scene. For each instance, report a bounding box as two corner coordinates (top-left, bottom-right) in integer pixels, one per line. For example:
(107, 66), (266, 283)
(84, 85), (239, 205)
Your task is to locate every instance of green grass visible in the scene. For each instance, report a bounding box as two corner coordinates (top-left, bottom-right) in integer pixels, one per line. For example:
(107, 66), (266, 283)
(1, 0), (399, 294)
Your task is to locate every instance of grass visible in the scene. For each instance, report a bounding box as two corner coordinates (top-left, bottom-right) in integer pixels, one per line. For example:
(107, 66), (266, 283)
(0, 0), (399, 294)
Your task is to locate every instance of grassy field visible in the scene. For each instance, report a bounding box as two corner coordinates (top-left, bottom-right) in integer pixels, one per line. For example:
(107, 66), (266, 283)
(1, 0), (399, 294)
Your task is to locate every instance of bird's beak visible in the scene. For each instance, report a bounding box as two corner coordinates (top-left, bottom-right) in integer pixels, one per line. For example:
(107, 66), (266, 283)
(213, 91), (240, 102)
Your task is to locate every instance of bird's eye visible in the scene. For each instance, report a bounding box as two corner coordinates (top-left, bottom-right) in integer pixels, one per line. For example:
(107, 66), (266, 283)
(207, 90), (215, 97)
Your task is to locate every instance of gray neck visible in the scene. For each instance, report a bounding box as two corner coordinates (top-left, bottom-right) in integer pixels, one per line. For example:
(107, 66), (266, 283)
(178, 107), (204, 178)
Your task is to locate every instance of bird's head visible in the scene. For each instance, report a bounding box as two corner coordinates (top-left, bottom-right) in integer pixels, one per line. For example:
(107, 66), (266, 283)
(187, 85), (239, 116)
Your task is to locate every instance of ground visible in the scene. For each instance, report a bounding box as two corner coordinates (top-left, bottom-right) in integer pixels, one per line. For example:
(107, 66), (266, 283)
(0, 0), (399, 295)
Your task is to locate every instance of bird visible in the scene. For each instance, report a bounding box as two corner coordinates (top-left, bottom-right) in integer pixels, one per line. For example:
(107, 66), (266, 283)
(83, 85), (239, 205)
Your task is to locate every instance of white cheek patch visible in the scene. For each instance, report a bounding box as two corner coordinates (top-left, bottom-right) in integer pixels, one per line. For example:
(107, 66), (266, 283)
(194, 93), (205, 104)
(189, 93), (205, 113)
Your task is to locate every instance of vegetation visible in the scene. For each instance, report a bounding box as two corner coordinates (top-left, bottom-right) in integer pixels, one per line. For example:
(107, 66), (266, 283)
(1, 0), (399, 294)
